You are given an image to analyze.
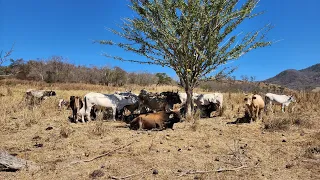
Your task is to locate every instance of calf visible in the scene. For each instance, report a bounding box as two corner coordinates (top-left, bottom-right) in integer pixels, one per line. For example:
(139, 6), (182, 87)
(130, 110), (181, 130)
(244, 94), (265, 122)
(58, 99), (70, 109)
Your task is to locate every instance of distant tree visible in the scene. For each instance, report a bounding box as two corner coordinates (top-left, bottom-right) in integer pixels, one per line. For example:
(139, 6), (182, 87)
(0, 44), (14, 66)
(241, 75), (249, 82)
(98, 0), (273, 115)
(250, 76), (256, 82)
(155, 72), (172, 85)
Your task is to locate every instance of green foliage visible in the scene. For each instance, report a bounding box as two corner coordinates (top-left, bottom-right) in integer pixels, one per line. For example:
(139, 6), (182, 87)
(99, 0), (272, 90)
(155, 72), (172, 85)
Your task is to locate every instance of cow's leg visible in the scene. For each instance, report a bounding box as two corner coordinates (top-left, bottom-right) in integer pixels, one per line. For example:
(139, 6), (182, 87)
(111, 106), (116, 121)
(281, 104), (285, 113)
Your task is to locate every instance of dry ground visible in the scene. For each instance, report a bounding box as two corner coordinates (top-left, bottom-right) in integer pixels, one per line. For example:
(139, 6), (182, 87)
(0, 80), (319, 180)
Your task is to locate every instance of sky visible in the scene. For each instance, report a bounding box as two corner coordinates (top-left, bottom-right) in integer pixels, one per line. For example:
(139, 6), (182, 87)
(1, 0), (319, 81)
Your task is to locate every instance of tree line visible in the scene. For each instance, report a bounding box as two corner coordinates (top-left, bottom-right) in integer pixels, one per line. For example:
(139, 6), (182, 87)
(0, 56), (173, 86)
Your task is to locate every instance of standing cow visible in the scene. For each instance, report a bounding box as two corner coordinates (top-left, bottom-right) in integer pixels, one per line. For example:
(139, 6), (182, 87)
(244, 94), (265, 122)
(79, 92), (138, 122)
(264, 93), (296, 113)
(69, 96), (83, 122)
(138, 90), (181, 113)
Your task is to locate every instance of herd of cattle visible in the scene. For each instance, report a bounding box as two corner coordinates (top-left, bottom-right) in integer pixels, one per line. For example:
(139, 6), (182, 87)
(24, 89), (297, 130)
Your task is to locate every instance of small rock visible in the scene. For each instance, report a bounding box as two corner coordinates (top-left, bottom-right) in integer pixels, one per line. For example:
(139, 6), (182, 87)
(32, 136), (41, 140)
(45, 126), (53, 130)
(178, 148), (182, 151)
(10, 153), (18, 156)
(160, 141), (163, 144)
(34, 143), (43, 148)
(219, 133), (222, 135)
(101, 165), (105, 168)
(214, 157), (220, 161)
(89, 170), (104, 178)
(165, 136), (170, 140)
(285, 163), (294, 169)
(85, 152), (90, 157)
(282, 139), (287, 142)
(187, 147), (192, 151)
(205, 145), (211, 148)
(300, 132), (305, 136)
(261, 131), (265, 134)
(282, 134), (285, 136)
(152, 169), (158, 175)
(177, 169), (182, 172)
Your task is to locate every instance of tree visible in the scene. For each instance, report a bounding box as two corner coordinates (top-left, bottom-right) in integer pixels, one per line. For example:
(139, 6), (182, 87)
(0, 44), (14, 66)
(155, 72), (172, 85)
(98, 0), (272, 115)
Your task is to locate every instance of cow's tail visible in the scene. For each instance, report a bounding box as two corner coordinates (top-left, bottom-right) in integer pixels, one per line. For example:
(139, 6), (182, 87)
(84, 96), (87, 113)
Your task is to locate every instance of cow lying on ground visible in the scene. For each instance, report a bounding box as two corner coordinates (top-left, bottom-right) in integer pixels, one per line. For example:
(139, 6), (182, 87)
(194, 93), (223, 116)
(25, 89), (56, 106)
(265, 93), (296, 113)
(129, 109), (182, 130)
(79, 92), (138, 122)
(244, 94), (265, 122)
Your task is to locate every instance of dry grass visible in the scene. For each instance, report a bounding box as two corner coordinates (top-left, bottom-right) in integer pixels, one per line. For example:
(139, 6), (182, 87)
(1, 80), (320, 180)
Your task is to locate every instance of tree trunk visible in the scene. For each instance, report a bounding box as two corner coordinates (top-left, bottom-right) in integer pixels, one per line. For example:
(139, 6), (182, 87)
(185, 86), (194, 116)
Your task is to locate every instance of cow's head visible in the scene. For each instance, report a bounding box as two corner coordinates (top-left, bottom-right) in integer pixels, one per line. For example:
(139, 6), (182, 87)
(43, 90), (56, 97)
(161, 91), (182, 104)
(289, 95), (296, 103)
(165, 110), (182, 129)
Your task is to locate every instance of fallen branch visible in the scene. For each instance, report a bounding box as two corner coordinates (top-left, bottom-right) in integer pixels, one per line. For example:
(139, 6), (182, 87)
(177, 165), (249, 177)
(70, 140), (137, 165)
(109, 168), (153, 180)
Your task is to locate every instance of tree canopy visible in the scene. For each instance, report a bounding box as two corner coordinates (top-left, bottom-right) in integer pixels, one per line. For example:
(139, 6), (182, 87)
(98, 0), (273, 115)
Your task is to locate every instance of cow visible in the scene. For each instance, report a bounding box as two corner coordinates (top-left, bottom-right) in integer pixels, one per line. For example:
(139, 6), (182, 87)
(129, 110), (182, 130)
(244, 94), (265, 122)
(138, 90), (181, 113)
(264, 93), (296, 113)
(58, 99), (70, 109)
(194, 93), (223, 116)
(69, 96), (83, 122)
(79, 92), (138, 122)
(25, 89), (56, 106)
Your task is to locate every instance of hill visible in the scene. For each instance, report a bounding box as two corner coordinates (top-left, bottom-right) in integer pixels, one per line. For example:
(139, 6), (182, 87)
(264, 63), (320, 90)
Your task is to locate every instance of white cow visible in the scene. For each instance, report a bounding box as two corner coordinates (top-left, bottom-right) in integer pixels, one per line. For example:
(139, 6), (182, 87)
(194, 93), (223, 115)
(265, 93), (296, 112)
(178, 92), (199, 105)
(79, 92), (138, 122)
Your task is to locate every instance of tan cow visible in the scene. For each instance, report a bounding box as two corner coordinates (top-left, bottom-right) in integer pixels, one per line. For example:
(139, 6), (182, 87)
(244, 94), (265, 122)
(129, 110), (181, 130)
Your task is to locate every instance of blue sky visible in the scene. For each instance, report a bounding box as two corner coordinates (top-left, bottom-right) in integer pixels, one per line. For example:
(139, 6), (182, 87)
(1, 0), (319, 81)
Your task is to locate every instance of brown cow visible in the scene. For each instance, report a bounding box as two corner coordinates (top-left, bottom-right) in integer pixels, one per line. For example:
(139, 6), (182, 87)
(129, 110), (182, 130)
(69, 96), (83, 123)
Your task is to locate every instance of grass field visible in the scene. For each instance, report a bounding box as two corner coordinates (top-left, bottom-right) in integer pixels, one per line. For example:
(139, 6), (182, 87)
(0, 80), (319, 180)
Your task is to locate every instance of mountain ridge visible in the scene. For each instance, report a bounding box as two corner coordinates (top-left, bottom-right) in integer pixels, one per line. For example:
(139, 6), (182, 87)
(264, 63), (320, 90)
